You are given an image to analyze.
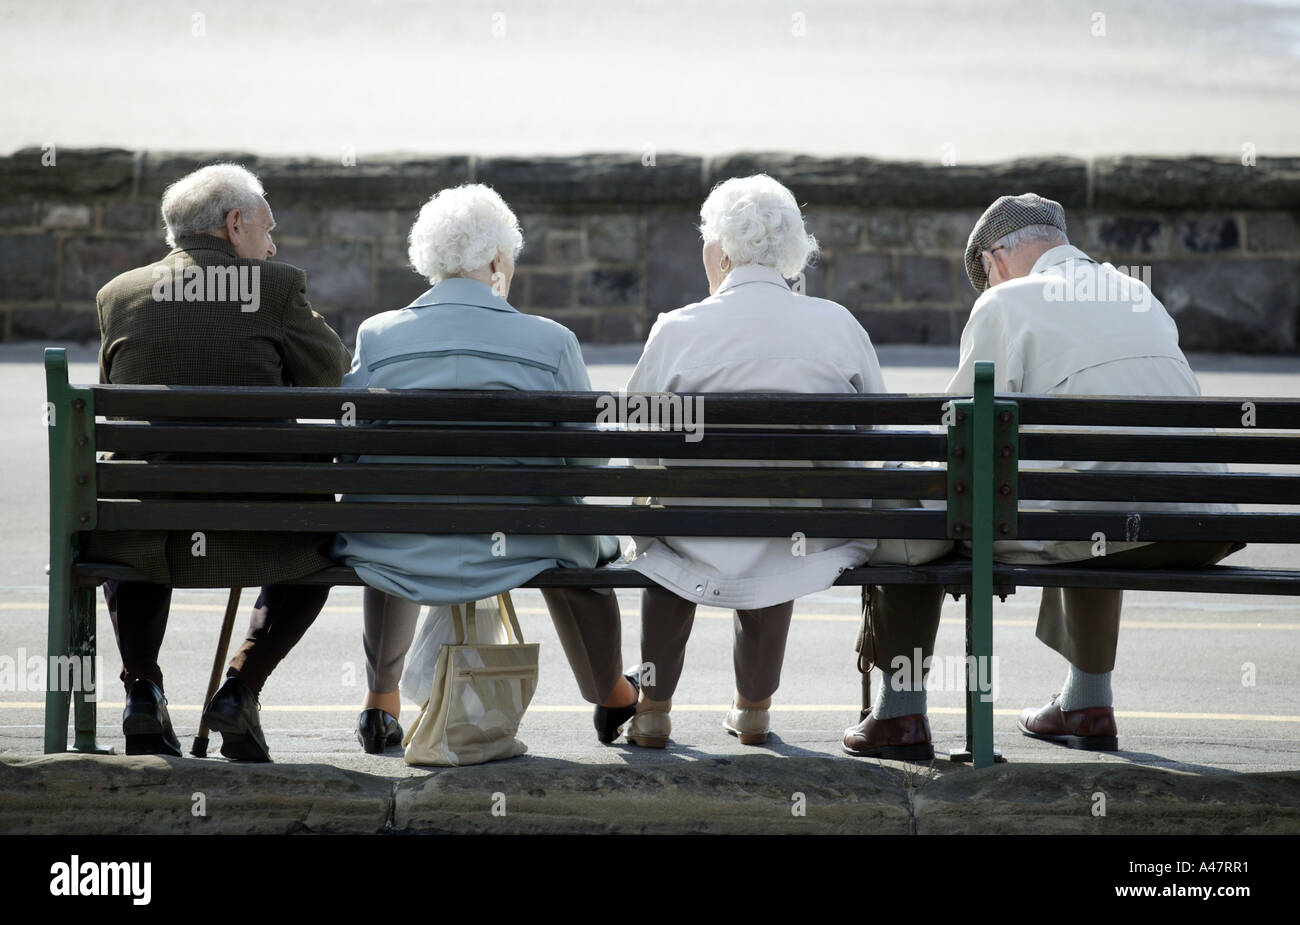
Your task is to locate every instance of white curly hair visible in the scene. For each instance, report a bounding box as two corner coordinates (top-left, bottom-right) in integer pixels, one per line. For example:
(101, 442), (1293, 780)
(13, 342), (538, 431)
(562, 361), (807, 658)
(160, 163), (265, 247)
(408, 184), (524, 285)
(698, 174), (818, 278)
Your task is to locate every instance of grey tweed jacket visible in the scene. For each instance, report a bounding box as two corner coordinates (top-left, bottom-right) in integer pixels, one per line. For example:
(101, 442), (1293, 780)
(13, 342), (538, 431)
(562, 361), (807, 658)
(86, 233), (351, 587)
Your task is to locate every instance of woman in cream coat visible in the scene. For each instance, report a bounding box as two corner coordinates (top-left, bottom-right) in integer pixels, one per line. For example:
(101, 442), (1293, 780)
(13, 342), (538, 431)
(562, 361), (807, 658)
(622, 174), (887, 747)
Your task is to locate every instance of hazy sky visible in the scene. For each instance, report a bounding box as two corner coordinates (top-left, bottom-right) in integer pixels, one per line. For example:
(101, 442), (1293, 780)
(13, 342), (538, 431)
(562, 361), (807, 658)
(2, 0), (1298, 160)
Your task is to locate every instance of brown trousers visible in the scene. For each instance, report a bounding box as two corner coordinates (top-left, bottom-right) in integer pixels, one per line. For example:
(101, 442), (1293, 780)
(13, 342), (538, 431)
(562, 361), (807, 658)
(866, 542), (1241, 678)
(640, 585), (795, 702)
(1033, 541), (1241, 672)
(363, 586), (625, 705)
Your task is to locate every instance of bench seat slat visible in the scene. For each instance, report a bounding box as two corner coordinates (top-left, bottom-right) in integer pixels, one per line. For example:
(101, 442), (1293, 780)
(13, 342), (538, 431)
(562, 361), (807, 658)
(71, 561), (977, 588)
(992, 564), (1300, 595)
(69, 560), (1300, 596)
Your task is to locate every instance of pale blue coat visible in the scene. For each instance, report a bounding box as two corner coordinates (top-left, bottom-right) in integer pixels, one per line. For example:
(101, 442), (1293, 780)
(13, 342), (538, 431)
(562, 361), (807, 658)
(331, 277), (618, 605)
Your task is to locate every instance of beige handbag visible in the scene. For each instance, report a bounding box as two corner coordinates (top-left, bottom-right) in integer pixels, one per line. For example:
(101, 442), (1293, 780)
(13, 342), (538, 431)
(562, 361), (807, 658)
(402, 592), (539, 767)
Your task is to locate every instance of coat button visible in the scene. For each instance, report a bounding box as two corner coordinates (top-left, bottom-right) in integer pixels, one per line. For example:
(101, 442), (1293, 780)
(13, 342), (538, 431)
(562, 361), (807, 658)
(695, 584), (704, 593)
(713, 590), (720, 595)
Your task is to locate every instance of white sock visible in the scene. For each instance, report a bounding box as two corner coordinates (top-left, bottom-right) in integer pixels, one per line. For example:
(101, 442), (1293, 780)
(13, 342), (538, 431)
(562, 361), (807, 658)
(1057, 664), (1112, 711)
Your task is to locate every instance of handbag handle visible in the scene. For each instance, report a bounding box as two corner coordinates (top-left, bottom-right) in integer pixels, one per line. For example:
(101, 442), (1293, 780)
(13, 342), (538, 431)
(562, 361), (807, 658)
(452, 595), (524, 645)
(496, 591), (525, 644)
(451, 600), (480, 645)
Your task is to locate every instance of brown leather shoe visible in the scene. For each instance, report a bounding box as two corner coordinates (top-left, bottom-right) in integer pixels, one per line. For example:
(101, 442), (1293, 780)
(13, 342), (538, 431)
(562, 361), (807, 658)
(842, 713), (934, 762)
(1018, 694), (1118, 751)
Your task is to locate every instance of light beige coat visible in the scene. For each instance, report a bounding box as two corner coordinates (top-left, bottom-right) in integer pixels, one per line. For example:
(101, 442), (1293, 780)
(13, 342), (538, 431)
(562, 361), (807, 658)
(947, 244), (1233, 563)
(623, 265), (886, 609)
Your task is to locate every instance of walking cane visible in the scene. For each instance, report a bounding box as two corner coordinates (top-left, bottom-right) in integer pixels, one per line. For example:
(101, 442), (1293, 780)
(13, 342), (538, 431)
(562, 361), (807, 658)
(856, 586), (872, 722)
(191, 587), (241, 757)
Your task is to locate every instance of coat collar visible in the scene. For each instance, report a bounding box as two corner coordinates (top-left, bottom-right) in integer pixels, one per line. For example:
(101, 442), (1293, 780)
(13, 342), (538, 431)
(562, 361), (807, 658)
(1031, 244), (1095, 275)
(716, 264), (793, 295)
(408, 276), (519, 313)
(168, 233), (239, 259)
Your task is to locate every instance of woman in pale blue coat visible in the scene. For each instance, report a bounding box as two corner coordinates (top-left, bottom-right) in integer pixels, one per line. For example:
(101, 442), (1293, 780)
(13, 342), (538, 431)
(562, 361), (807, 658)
(333, 185), (638, 752)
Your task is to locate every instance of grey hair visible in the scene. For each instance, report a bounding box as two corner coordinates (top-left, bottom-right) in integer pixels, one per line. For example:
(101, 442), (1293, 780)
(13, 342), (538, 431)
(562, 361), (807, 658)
(991, 223), (1068, 254)
(160, 163), (266, 247)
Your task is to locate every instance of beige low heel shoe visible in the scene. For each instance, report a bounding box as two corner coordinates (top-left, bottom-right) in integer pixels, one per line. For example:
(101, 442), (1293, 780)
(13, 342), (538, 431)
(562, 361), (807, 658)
(722, 705), (771, 745)
(626, 710), (671, 748)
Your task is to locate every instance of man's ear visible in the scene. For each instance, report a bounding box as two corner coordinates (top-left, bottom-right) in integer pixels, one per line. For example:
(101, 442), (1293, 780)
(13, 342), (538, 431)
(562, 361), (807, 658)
(988, 248), (1009, 285)
(224, 208), (242, 244)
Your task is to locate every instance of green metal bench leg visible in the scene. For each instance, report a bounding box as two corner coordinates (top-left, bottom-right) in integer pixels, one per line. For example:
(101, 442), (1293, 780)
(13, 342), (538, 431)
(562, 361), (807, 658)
(947, 361), (1005, 767)
(71, 585), (111, 753)
(950, 590), (1002, 766)
(969, 362), (998, 768)
(43, 567), (72, 754)
(961, 594), (975, 755)
(968, 587), (996, 768)
(44, 347), (101, 754)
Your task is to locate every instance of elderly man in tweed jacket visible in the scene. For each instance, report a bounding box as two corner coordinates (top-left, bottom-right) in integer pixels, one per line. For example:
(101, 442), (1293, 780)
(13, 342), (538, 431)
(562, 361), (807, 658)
(88, 163), (350, 761)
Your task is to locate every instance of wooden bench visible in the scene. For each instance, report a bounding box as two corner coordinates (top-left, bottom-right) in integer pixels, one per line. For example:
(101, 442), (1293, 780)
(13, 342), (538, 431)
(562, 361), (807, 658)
(43, 347), (1300, 768)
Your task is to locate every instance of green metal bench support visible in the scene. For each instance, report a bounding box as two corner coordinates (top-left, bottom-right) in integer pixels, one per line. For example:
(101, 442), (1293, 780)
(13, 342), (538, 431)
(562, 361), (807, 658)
(944, 361), (1016, 769)
(44, 348), (109, 754)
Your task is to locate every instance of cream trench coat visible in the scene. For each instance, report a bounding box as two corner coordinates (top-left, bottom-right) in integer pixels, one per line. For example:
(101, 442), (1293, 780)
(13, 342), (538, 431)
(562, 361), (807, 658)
(622, 265), (887, 609)
(947, 244), (1235, 564)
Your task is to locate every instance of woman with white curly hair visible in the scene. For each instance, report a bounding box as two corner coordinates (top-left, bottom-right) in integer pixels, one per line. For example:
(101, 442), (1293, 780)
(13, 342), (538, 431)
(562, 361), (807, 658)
(332, 184), (637, 753)
(621, 174), (887, 748)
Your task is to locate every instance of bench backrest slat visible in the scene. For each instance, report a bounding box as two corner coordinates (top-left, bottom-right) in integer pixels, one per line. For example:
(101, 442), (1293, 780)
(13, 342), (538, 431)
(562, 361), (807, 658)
(1017, 511), (1300, 544)
(96, 461), (949, 500)
(1011, 395), (1300, 428)
(95, 422), (950, 461)
(1018, 432), (1300, 464)
(92, 386), (953, 426)
(93, 500), (951, 538)
(1020, 471), (1300, 505)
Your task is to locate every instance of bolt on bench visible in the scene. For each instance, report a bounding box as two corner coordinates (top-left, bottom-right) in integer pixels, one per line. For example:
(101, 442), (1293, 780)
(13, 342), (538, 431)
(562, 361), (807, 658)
(45, 347), (1300, 768)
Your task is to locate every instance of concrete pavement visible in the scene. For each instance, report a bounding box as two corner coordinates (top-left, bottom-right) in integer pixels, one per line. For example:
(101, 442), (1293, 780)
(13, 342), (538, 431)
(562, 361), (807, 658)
(6, 751), (1300, 835)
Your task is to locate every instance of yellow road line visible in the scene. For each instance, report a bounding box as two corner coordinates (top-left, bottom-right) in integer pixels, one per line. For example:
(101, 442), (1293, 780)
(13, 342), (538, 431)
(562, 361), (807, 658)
(2, 702), (1297, 722)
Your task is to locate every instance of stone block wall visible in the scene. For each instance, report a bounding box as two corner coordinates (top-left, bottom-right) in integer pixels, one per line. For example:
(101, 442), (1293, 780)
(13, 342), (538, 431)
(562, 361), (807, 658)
(1, 149), (1298, 352)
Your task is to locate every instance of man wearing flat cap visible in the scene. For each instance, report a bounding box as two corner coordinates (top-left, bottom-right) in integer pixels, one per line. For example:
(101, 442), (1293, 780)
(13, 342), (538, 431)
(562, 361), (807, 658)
(842, 193), (1239, 759)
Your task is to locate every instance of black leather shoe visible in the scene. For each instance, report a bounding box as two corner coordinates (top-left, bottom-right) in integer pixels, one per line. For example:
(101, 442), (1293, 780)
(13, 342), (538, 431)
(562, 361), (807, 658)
(122, 678), (182, 757)
(594, 672), (640, 744)
(357, 708), (403, 754)
(202, 676), (271, 762)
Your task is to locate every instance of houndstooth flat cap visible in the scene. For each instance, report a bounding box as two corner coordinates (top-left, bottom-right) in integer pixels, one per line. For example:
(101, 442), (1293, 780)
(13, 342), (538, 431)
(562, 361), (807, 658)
(964, 193), (1067, 292)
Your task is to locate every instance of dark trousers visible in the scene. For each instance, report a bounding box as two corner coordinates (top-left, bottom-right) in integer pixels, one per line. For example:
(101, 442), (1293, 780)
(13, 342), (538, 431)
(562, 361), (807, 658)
(103, 580), (330, 696)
